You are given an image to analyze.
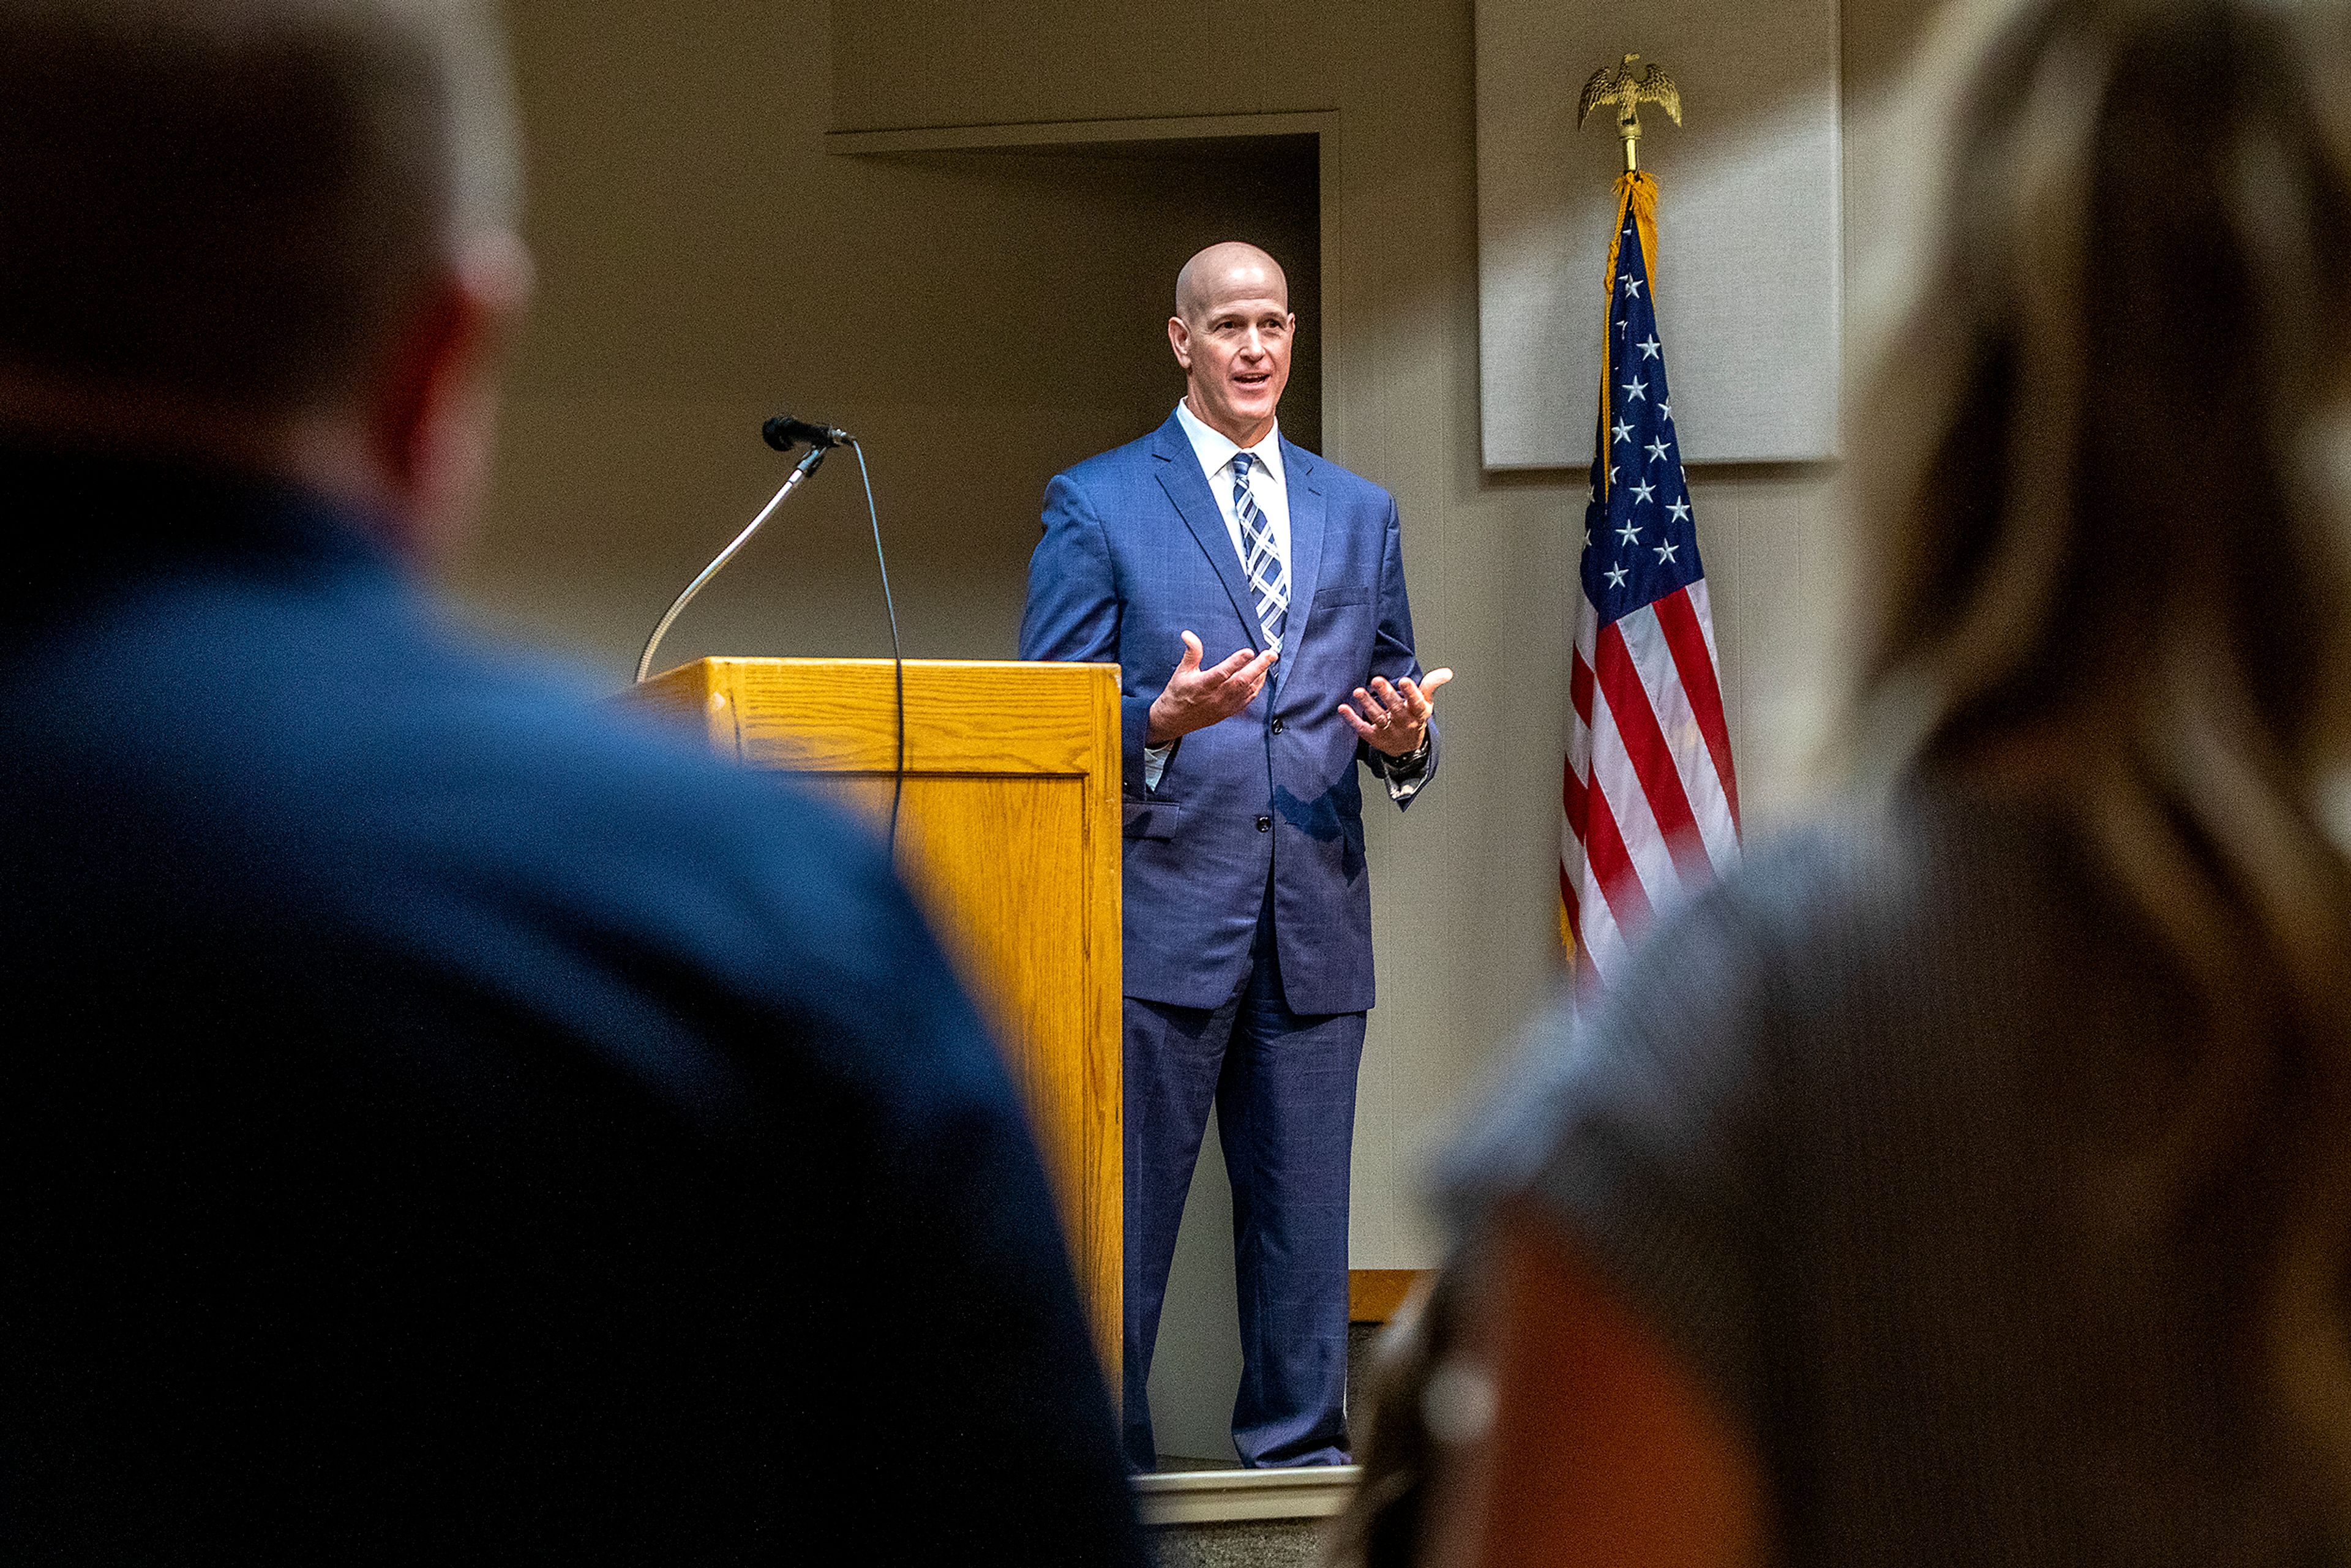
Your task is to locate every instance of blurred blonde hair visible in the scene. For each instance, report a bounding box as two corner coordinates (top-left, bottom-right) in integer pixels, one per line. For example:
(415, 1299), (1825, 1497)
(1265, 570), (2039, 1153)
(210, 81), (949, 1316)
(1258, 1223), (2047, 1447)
(1847, 0), (2351, 1501)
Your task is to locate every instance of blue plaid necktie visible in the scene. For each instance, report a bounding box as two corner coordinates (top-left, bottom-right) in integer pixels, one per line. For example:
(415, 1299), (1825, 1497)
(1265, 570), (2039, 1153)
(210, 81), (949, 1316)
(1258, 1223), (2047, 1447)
(1231, 451), (1288, 654)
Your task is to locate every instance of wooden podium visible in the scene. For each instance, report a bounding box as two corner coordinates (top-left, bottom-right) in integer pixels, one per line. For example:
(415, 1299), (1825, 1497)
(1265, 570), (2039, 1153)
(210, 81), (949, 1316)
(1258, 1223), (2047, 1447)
(627, 658), (1123, 1384)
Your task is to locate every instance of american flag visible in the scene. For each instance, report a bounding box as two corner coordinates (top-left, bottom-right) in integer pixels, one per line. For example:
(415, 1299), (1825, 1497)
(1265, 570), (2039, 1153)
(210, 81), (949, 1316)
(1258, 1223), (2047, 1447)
(1561, 171), (1740, 988)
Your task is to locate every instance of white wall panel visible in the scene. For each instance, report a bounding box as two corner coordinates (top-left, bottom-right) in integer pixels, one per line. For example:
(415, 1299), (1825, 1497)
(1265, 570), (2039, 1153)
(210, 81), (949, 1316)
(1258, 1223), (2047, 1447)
(1477, 0), (1841, 467)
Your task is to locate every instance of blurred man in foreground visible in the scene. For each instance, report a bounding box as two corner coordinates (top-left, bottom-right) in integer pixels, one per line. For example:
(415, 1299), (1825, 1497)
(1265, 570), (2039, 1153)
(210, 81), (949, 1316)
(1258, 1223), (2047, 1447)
(0, 2), (1142, 1561)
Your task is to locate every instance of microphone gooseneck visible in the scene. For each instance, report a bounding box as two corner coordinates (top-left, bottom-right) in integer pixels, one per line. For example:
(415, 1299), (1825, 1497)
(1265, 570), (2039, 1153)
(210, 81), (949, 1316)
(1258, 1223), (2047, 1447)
(632, 441), (828, 685)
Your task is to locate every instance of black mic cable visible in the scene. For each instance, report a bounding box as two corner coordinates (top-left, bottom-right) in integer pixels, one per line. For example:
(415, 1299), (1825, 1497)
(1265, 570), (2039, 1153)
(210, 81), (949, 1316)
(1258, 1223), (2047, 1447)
(844, 435), (906, 855)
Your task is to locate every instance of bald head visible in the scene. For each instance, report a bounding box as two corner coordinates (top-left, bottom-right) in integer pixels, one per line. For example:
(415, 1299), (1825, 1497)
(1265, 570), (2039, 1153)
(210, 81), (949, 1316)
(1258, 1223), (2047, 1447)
(1168, 241), (1294, 448)
(1176, 242), (1289, 323)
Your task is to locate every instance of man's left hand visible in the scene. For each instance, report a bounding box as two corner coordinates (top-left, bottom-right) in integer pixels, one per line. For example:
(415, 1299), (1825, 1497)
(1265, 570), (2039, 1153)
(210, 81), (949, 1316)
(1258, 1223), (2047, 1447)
(1340, 670), (1454, 757)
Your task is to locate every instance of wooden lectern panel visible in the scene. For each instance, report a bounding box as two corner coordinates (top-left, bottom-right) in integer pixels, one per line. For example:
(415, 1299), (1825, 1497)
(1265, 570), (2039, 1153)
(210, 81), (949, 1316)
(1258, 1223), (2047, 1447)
(628, 658), (1123, 1388)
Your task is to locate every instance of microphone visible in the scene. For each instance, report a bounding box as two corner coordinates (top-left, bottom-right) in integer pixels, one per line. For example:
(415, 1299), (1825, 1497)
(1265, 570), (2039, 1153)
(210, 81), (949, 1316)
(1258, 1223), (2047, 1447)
(762, 413), (851, 451)
(637, 418), (843, 684)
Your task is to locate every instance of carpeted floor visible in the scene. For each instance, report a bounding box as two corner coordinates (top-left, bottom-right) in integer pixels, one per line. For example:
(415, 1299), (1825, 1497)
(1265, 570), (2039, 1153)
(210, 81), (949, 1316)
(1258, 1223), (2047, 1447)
(1150, 1519), (1325, 1568)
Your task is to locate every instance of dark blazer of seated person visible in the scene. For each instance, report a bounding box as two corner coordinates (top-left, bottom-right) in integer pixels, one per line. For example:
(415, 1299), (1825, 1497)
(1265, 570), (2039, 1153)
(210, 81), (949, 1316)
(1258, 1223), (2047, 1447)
(0, 437), (1146, 1564)
(0, 2), (1140, 1555)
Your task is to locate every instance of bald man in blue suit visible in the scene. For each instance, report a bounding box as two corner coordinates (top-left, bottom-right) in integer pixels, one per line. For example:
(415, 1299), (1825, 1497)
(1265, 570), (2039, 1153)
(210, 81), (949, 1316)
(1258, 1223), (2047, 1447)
(1021, 242), (1452, 1470)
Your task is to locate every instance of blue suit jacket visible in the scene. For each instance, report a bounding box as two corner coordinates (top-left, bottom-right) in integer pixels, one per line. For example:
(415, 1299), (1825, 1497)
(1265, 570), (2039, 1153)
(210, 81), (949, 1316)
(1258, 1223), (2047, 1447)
(0, 442), (1144, 1565)
(1019, 412), (1437, 1015)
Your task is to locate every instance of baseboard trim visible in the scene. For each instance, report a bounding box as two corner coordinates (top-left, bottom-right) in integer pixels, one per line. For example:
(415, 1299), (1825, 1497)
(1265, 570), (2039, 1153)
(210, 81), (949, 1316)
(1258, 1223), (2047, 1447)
(1348, 1267), (1436, 1324)
(1133, 1464), (1361, 1526)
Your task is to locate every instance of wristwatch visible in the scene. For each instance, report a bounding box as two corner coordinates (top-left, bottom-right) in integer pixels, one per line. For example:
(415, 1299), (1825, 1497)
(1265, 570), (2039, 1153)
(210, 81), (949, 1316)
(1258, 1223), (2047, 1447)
(1388, 733), (1432, 768)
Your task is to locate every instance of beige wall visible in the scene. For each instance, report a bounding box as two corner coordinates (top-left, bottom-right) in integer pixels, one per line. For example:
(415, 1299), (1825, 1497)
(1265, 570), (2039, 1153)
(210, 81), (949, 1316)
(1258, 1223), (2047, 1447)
(460, 0), (1939, 1284)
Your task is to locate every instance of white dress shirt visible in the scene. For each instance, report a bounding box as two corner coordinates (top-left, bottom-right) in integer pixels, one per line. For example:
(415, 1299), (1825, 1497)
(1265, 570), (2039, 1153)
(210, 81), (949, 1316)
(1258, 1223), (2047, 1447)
(1174, 396), (1291, 586)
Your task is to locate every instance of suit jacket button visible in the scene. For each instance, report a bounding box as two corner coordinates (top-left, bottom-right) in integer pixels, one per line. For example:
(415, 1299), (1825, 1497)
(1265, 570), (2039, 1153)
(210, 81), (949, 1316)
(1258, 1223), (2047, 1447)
(1270, 717), (1285, 734)
(1256, 815), (1272, 832)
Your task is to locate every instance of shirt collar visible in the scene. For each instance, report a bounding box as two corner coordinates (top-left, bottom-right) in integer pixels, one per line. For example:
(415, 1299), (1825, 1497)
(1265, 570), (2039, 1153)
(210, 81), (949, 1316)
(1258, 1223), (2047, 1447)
(1174, 398), (1284, 489)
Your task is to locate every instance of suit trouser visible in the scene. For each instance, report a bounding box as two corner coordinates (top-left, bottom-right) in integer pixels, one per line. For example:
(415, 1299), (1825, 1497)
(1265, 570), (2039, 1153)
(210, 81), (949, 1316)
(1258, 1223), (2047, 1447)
(1121, 891), (1367, 1470)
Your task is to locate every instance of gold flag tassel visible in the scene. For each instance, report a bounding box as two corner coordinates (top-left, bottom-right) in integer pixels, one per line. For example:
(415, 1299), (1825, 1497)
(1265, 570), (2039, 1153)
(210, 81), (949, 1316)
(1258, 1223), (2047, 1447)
(1592, 172), (1659, 505)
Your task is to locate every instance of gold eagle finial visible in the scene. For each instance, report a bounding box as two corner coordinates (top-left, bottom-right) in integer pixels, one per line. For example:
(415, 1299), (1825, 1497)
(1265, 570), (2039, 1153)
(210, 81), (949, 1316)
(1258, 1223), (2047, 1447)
(1578, 53), (1683, 172)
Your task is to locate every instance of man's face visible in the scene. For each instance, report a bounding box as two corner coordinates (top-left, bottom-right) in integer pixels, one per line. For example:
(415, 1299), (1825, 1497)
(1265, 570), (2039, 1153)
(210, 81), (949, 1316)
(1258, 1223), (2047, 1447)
(1169, 265), (1294, 446)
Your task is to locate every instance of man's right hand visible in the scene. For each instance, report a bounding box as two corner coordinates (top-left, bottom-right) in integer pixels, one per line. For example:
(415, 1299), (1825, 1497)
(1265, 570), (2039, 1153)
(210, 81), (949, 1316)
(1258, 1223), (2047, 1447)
(1146, 631), (1277, 745)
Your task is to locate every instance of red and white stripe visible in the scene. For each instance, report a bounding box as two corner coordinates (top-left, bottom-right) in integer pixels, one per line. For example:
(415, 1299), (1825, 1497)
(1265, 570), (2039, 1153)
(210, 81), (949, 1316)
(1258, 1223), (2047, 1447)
(1560, 577), (1740, 989)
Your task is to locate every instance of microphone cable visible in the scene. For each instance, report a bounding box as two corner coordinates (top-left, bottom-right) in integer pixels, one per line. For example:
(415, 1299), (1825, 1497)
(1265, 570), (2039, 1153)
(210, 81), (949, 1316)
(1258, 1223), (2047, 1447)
(846, 437), (906, 855)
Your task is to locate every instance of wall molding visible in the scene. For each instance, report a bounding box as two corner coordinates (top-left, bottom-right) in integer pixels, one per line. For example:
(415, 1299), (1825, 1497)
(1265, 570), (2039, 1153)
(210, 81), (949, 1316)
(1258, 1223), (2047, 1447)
(822, 110), (1338, 157)
(1348, 1267), (1434, 1324)
(1133, 1464), (1360, 1526)
(822, 109), (1349, 462)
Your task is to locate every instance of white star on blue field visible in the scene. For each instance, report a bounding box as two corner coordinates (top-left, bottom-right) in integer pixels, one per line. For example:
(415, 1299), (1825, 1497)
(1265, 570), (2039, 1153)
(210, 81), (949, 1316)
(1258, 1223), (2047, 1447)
(1584, 218), (1704, 625)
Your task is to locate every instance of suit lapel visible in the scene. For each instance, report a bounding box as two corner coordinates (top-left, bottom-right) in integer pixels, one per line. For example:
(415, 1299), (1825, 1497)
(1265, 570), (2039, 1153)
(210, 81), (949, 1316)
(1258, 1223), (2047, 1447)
(1273, 438), (1327, 695)
(1150, 415), (1262, 654)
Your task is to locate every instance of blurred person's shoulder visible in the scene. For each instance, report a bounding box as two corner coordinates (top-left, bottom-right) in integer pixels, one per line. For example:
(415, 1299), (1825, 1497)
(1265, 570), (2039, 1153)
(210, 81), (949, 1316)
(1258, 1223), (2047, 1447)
(0, 448), (986, 1109)
(1445, 784), (2125, 1416)
(1449, 779), (2119, 1215)
(1605, 781), (2104, 1033)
